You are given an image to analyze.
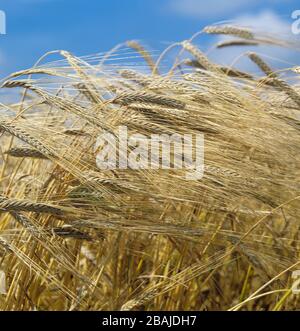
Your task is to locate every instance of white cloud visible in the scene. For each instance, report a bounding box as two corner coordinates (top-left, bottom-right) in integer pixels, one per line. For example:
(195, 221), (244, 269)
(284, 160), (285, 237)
(233, 10), (292, 35)
(208, 11), (299, 72)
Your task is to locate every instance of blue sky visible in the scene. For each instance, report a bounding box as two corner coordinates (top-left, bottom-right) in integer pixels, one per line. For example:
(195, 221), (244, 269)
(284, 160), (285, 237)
(0, 0), (300, 77)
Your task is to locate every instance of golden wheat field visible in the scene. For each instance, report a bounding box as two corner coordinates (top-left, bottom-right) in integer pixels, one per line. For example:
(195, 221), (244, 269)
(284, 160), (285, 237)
(0, 24), (299, 311)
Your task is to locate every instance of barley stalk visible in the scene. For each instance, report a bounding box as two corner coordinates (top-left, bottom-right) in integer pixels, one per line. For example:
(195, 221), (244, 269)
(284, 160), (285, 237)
(5, 147), (48, 159)
(182, 40), (218, 72)
(217, 39), (259, 48)
(0, 196), (64, 216)
(204, 25), (254, 39)
(9, 211), (39, 235)
(113, 91), (186, 109)
(60, 50), (102, 104)
(126, 40), (158, 74)
(50, 227), (92, 240)
(0, 120), (54, 157)
(0, 237), (12, 253)
(249, 53), (300, 107)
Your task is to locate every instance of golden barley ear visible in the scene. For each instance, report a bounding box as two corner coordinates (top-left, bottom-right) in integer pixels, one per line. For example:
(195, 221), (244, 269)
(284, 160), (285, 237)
(249, 52), (300, 107)
(204, 25), (254, 39)
(126, 40), (158, 74)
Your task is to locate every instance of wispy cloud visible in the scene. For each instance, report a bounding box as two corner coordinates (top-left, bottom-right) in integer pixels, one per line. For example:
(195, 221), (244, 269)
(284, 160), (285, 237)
(233, 10), (292, 34)
(208, 11), (299, 71)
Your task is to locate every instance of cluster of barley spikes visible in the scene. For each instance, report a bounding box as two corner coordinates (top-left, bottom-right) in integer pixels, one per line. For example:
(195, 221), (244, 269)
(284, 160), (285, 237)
(0, 25), (299, 311)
